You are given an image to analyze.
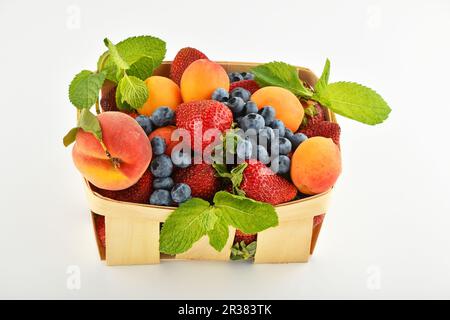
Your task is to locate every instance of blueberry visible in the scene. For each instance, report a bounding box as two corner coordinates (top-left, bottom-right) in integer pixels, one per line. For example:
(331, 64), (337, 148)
(151, 136), (166, 156)
(226, 97), (245, 115)
(239, 113), (265, 131)
(244, 101), (258, 114)
(172, 150), (191, 168)
(230, 87), (250, 102)
(284, 128), (294, 140)
(135, 115), (153, 135)
(150, 154), (173, 178)
(228, 72), (243, 82)
(270, 119), (285, 137)
(256, 145), (270, 164)
(150, 106), (174, 127)
(235, 116), (243, 124)
(153, 177), (174, 190)
(171, 183), (192, 203)
(278, 137), (292, 155)
(241, 72), (255, 80)
(258, 106), (276, 126)
(149, 189), (172, 206)
(258, 127), (275, 144)
(212, 88), (229, 102)
(273, 155), (291, 174)
(289, 133), (308, 149)
(236, 138), (253, 160)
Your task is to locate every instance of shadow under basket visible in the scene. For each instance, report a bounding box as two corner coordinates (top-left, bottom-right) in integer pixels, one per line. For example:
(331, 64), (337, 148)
(86, 61), (336, 265)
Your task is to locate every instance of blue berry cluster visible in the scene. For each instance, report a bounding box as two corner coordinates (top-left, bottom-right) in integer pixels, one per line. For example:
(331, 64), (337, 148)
(135, 106), (175, 136)
(213, 85), (309, 175)
(228, 71), (255, 83)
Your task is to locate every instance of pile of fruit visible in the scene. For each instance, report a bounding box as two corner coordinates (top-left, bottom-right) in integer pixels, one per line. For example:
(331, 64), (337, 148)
(64, 35), (390, 260)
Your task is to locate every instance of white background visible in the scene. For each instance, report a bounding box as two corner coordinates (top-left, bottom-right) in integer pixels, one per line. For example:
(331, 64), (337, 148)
(0, 0), (449, 299)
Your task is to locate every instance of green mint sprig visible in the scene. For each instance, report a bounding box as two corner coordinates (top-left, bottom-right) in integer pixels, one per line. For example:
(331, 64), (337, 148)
(64, 35), (166, 148)
(159, 191), (278, 255)
(251, 59), (391, 125)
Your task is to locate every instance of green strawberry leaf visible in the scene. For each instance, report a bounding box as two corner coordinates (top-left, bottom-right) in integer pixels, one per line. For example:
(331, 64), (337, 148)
(69, 70), (106, 109)
(78, 109), (102, 141)
(160, 198), (216, 254)
(207, 215), (229, 252)
(213, 191), (278, 234)
(251, 61), (313, 98)
(313, 81), (391, 125)
(103, 38), (129, 70)
(315, 58), (330, 93)
(63, 127), (79, 147)
(117, 74), (149, 109)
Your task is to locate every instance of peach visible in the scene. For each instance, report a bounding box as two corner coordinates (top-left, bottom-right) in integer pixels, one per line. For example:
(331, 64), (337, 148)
(251, 86), (304, 132)
(148, 125), (179, 156)
(180, 59), (229, 102)
(137, 76), (182, 116)
(290, 137), (341, 195)
(72, 112), (152, 190)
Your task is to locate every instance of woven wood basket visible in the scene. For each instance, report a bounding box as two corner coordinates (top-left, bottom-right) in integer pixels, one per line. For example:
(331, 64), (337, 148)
(86, 61), (336, 265)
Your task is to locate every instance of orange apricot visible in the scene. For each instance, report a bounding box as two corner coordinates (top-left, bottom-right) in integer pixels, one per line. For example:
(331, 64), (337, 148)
(180, 59), (229, 102)
(290, 137), (341, 195)
(251, 86), (304, 132)
(137, 76), (182, 116)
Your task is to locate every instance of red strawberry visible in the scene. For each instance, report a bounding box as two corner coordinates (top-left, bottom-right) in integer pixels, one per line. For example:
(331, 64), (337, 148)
(173, 163), (220, 200)
(299, 121), (341, 145)
(94, 214), (106, 247)
(176, 100), (233, 152)
(240, 161), (297, 205)
(301, 101), (326, 128)
(234, 230), (257, 245)
(170, 47), (208, 85)
(90, 170), (153, 204)
(229, 80), (260, 94)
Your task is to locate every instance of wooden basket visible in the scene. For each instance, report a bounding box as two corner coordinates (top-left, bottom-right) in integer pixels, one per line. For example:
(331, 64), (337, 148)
(86, 62), (336, 265)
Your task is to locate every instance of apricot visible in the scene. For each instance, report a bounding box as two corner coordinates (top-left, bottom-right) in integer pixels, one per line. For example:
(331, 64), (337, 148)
(180, 59), (229, 102)
(72, 112), (152, 190)
(137, 76), (182, 116)
(251, 86), (304, 132)
(290, 137), (341, 195)
(148, 125), (178, 156)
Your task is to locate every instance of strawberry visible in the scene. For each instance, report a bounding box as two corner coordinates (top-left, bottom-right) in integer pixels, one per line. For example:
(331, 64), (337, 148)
(90, 170), (153, 204)
(240, 161), (297, 205)
(94, 214), (106, 247)
(301, 101), (326, 128)
(229, 80), (260, 94)
(234, 230), (256, 245)
(299, 121), (341, 145)
(170, 47), (208, 85)
(176, 100), (233, 152)
(173, 163), (220, 200)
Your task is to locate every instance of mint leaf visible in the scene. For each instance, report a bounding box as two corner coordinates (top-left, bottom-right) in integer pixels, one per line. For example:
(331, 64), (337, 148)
(160, 198), (216, 254)
(117, 74), (148, 109)
(115, 85), (133, 112)
(103, 38), (129, 70)
(128, 56), (155, 80)
(315, 58), (330, 93)
(214, 191), (278, 234)
(100, 35), (166, 83)
(251, 61), (313, 98)
(313, 81), (391, 125)
(78, 109), (102, 140)
(68, 70), (105, 109)
(207, 216), (229, 252)
(63, 127), (79, 147)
